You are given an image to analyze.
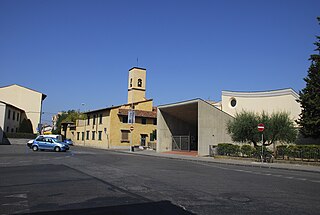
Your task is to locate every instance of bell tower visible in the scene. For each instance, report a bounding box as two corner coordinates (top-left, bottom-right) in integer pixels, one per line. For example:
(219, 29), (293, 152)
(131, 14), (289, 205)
(127, 67), (146, 104)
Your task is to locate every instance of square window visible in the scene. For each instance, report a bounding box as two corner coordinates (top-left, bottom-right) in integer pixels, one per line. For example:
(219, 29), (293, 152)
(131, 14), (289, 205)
(122, 116), (128, 123)
(121, 130), (130, 142)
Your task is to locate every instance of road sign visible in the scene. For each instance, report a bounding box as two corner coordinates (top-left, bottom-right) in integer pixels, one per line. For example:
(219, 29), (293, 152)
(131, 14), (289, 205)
(258, 123), (265, 132)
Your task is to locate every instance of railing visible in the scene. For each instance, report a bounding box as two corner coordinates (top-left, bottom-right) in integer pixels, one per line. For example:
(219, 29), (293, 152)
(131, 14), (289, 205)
(147, 141), (156, 150)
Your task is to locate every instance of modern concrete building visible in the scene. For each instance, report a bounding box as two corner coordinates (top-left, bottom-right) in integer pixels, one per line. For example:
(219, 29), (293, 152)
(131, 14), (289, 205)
(157, 99), (233, 156)
(0, 84), (47, 133)
(221, 88), (301, 121)
(66, 67), (157, 149)
(156, 88), (303, 156)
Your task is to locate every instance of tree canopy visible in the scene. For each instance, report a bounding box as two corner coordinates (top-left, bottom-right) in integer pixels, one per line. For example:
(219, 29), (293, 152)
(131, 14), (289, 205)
(296, 17), (320, 139)
(227, 111), (297, 148)
(52, 110), (83, 134)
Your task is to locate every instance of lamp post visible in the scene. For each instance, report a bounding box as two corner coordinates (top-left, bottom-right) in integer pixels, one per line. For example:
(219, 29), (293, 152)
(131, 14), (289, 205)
(82, 103), (86, 146)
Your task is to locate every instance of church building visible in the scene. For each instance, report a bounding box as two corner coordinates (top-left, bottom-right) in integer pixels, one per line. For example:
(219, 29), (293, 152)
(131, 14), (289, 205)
(67, 67), (157, 149)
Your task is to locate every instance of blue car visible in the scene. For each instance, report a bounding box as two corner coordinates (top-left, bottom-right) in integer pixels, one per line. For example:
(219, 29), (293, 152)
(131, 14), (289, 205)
(31, 136), (69, 152)
(64, 138), (74, 146)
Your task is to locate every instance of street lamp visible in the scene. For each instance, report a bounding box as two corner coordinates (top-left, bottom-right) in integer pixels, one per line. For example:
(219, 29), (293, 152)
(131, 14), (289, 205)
(81, 103), (86, 146)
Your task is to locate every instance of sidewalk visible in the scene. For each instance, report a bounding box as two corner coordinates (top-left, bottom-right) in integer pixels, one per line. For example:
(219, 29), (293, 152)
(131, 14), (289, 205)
(115, 149), (320, 173)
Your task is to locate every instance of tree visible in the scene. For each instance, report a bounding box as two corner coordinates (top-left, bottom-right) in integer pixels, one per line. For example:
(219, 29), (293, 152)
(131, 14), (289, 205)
(52, 110), (82, 134)
(18, 118), (33, 133)
(296, 17), (320, 139)
(227, 111), (260, 147)
(227, 111), (297, 149)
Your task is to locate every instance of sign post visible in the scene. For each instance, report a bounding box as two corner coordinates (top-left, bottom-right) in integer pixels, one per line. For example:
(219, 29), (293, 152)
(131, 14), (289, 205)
(257, 123), (265, 163)
(128, 110), (135, 152)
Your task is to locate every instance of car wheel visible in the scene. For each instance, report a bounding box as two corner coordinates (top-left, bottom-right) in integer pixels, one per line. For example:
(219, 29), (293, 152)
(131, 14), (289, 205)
(54, 146), (61, 152)
(32, 145), (39, 151)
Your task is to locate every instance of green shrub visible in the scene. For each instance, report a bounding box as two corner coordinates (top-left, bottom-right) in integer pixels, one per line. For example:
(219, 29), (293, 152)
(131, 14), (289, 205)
(276, 144), (320, 160)
(217, 143), (240, 156)
(276, 145), (287, 159)
(241, 145), (254, 157)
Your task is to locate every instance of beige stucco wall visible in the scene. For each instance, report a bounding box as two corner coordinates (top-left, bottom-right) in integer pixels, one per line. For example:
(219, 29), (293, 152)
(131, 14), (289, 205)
(0, 103), (5, 143)
(128, 67), (146, 104)
(71, 100), (156, 149)
(0, 85), (45, 133)
(134, 100), (153, 111)
(109, 108), (156, 149)
(72, 111), (111, 149)
(3, 105), (24, 133)
(221, 89), (301, 122)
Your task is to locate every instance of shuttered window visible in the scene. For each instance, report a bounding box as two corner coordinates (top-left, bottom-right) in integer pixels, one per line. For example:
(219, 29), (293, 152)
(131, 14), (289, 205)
(121, 130), (130, 142)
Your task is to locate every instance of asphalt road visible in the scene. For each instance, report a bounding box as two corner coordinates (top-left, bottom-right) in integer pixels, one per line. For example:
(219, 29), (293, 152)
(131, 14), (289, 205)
(0, 143), (320, 215)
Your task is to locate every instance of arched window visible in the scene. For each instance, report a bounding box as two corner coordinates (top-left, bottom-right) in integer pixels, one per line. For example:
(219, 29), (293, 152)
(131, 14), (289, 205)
(130, 78), (132, 87)
(138, 79), (142, 87)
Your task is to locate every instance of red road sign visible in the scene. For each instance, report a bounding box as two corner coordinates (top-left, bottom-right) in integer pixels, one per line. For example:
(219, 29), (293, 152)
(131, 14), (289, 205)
(258, 123), (265, 132)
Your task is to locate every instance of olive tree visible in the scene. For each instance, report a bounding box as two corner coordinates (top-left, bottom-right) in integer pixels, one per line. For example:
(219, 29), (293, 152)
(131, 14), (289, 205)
(227, 111), (298, 151)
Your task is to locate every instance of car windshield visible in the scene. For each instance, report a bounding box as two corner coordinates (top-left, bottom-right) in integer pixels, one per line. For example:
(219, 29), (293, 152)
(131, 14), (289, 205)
(51, 138), (60, 143)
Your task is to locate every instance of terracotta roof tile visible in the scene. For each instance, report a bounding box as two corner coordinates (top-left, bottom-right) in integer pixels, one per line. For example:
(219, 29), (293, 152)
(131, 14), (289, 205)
(118, 109), (157, 119)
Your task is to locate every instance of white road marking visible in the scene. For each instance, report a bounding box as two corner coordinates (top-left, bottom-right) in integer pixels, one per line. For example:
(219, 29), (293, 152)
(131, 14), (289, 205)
(1, 192), (30, 215)
(5, 194), (27, 198)
(2, 200), (28, 206)
(18, 160), (31, 163)
(285, 176), (294, 179)
(297, 178), (307, 181)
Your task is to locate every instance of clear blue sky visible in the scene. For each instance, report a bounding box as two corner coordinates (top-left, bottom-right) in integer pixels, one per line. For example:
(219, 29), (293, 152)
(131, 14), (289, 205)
(0, 0), (319, 124)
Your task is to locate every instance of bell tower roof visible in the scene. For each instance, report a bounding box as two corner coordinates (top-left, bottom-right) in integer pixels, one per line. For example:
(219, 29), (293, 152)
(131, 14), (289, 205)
(129, 67), (146, 71)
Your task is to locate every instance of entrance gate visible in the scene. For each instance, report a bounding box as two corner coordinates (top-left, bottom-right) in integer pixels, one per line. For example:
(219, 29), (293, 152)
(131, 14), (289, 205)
(172, 136), (190, 151)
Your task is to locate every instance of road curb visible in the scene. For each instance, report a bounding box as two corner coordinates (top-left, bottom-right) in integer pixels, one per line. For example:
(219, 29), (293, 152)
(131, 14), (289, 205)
(110, 150), (320, 174)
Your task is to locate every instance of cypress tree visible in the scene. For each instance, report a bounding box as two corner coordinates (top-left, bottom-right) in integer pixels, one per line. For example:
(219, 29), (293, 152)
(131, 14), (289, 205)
(297, 17), (320, 138)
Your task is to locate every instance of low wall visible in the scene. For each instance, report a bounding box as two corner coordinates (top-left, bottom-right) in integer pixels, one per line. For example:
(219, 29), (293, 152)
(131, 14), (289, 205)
(0, 138), (31, 145)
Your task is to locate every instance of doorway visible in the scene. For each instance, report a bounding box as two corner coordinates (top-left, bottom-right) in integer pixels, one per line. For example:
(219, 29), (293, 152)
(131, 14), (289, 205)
(140, 134), (148, 146)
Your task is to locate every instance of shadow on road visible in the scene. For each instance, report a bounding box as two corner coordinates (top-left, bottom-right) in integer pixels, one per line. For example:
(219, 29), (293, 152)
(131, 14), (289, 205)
(23, 200), (195, 215)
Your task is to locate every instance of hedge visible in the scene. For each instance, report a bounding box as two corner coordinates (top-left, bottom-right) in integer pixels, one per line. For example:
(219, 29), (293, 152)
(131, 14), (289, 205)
(217, 143), (240, 156)
(218, 143), (272, 158)
(276, 145), (320, 160)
